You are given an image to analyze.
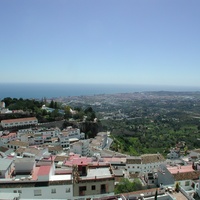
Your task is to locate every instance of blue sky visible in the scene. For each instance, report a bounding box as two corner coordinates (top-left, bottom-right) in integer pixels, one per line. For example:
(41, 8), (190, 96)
(0, 0), (200, 87)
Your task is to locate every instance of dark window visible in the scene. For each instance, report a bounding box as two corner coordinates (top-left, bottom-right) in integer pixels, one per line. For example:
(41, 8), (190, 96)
(79, 186), (86, 196)
(80, 186), (86, 191)
(51, 188), (56, 193)
(66, 188), (70, 193)
(92, 185), (96, 190)
(34, 189), (42, 196)
(101, 184), (106, 194)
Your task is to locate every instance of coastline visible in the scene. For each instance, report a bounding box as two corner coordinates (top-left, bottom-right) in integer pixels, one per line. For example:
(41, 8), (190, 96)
(0, 83), (200, 99)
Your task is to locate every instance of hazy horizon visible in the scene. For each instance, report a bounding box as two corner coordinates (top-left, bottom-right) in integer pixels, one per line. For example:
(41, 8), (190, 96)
(1, 83), (200, 99)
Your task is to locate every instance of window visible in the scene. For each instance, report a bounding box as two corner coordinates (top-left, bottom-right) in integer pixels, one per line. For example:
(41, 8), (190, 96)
(185, 181), (190, 186)
(66, 188), (70, 193)
(34, 189), (42, 196)
(18, 190), (22, 193)
(101, 184), (106, 194)
(51, 188), (56, 194)
(79, 186), (86, 196)
(91, 185), (96, 190)
(79, 186), (86, 191)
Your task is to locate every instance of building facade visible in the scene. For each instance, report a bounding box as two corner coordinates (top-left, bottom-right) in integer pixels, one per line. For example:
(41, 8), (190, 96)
(1, 117), (38, 128)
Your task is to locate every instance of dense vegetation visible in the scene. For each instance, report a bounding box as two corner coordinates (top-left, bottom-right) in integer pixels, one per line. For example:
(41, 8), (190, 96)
(114, 178), (142, 194)
(103, 117), (200, 156)
(98, 92), (200, 156)
(1, 98), (96, 123)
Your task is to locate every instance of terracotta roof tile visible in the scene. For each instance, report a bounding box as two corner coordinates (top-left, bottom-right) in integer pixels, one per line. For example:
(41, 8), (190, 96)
(141, 154), (165, 164)
(173, 171), (200, 181)
(8, 141), (28, 147)
(126, 157), (141, 164)
(1, 117), (37, 124)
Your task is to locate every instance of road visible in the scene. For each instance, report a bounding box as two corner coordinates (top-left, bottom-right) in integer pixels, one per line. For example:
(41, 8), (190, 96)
(104, 137), (113, 149)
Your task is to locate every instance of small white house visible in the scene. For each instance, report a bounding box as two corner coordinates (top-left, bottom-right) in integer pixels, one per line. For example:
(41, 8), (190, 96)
(0, 158), (14, 178)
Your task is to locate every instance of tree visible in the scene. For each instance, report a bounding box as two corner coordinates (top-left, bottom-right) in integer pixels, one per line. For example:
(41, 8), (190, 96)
(49, 100), (54, 108)
(175, 182), (180, 192)
(54, 101), (58, 109)
(64, 106), (72, 119)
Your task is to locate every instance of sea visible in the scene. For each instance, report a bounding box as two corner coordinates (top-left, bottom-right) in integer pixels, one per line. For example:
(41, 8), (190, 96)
(0, 83), (200, 99)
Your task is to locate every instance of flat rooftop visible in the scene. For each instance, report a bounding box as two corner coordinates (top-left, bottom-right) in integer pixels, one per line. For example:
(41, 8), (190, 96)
(50, 174), (71, 181)
(86, 167), (112, 178)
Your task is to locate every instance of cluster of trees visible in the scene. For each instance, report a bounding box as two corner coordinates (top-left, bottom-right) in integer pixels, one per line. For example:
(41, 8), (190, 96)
(114, 178), (142, 194)
(103, 109), (200, 156)
(3, 97), (43, 112)
(49, 100), (59, 109)
(64, 106), (96, 122)
(1, 98), (97, 124)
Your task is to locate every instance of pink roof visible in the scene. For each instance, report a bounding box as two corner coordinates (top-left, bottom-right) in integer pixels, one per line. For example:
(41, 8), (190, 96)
(32, 166), (40, 180)
(167, 165), (194, 174)
(64, 155), (92, 167)
(37, 165), (51, 176)
(72, 157), (92, 165)
(1, 132), (16, 138)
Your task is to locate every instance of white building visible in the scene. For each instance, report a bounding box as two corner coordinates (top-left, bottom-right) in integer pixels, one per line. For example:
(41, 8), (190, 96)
(58, 132), (70, 148)
(17, 128), (38, 138)
(0, 101), (5, 108)
(0, 132), (17, 145)
(39, 127), (61, 138)
(189, 149), (200, 162)
(167, 148), (180, 159)
(20, 133), (35, 145)
(0, 159), (73, 199)
(18, 127), (61, 146)
(1, 117), (38, 128)
(91, 132), (108, 149)
(126, 154), (165, 174)
(70, 140), (90, 156)
(62, 127), (82, 139)
(33, 133), (44, 145)
(15, 147), (48, 161)
(7, 140), (28, 150)
(0, 158), (14, 178)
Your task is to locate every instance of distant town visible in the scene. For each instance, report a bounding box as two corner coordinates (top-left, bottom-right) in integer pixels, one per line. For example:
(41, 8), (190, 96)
(1, 92), (200, 200)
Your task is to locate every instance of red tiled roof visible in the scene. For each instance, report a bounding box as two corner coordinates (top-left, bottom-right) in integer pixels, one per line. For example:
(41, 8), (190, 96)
(1, 117), (37, 124)
(1, 132), (16, 138)
(64, 156), (92, 167)
(37, 165), (51, 176)
(8, 140), (28, 146)
(173, 171), (200, 181)
(168, 165), (194, 174)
